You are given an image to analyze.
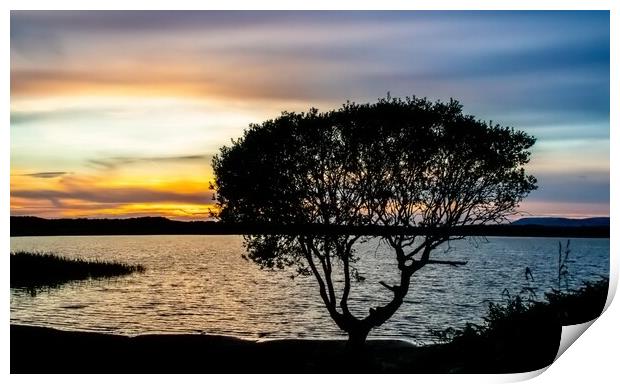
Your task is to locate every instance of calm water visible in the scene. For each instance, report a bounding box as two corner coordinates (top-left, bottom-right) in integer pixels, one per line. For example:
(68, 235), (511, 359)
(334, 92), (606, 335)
(10, 235), (609, 344)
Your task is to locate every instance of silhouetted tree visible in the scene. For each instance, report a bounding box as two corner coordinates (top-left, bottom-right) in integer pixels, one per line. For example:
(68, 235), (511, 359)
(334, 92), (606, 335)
(212, 96), (537, 348)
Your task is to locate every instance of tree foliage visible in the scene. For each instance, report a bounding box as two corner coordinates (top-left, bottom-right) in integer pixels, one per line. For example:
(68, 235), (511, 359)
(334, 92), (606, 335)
(212, 96), (537, 346)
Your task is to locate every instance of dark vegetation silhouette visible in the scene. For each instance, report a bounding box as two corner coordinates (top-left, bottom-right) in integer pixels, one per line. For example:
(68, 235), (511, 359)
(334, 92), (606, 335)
(10, 215), (609, 237)
(428, 276), (608, 373)
(557, 239), (572, 291)
(212, 95), (539, 347)
(11, 251), (145, 293)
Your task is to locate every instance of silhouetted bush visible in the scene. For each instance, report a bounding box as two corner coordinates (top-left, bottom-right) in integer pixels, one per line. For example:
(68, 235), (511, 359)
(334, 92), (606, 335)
(11, 251), (145, 292)
(429, 277), (608, 372)
(545, 278), (609, 325)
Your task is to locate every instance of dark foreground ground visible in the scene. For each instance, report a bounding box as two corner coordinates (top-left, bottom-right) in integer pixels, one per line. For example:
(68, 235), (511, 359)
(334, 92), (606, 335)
(10, 323), (559, 374)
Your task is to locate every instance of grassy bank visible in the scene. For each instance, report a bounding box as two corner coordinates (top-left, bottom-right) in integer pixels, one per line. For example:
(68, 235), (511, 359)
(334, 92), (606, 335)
(10, 278), (608, 373)
(10, 251), (145, 291)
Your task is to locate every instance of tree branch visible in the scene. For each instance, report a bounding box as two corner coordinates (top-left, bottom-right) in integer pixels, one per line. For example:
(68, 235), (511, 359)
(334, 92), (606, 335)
(426, 259), (468, 266)
(379, 281), (398, 292)
(300, 239), (334, 310)
(308, 239), (337, 307)
(340, 248), (353, 317)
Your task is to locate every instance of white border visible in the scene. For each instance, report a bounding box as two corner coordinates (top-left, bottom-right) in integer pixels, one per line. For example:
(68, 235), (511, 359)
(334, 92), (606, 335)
(4, 1), (617, 11)
(3, 2), (616, 384)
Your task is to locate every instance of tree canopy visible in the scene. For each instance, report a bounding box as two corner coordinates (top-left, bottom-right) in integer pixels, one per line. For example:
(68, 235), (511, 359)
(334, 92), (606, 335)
(212, 96), (537, 346)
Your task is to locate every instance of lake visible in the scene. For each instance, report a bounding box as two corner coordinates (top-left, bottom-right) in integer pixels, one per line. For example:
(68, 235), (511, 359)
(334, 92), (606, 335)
(10, 235), (609, 344)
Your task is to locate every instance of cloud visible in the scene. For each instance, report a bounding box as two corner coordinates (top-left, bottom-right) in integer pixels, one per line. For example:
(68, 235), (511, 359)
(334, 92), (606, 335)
(526, 171), (609, 204)
(22, 171), (69, 178)
(11, 107), (120, 125)
(87, 154), (211, 170)
(9, 11), (609, 218)
(11, 186), (215, 206)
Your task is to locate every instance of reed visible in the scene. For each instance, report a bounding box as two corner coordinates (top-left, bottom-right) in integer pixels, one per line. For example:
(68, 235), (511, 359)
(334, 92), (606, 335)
(10, 251), (145, 290)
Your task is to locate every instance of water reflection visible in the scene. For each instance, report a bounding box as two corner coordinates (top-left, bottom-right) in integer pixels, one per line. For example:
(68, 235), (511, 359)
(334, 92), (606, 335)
(10, 235), (609, 344)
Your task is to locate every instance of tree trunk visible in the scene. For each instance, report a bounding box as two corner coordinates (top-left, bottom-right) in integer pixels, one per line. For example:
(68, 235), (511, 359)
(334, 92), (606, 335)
(341, 325), (372, 371)
(346, 326), (370, 351)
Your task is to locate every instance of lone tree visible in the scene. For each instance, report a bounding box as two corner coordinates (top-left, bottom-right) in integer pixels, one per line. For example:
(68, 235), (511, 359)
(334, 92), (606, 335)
(212, 96), (537, 347)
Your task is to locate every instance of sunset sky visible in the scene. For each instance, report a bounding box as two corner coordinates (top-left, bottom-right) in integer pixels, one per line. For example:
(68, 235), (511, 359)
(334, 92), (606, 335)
(10, 11), (609, 220)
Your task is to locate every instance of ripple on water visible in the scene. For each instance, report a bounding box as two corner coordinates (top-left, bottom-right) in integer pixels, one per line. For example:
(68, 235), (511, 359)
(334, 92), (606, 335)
(10, 235), (609, 343)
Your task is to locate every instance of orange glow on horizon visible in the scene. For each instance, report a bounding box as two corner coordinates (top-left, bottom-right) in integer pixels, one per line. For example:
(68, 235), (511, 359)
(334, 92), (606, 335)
(58, 203), (219, 220)
(10, 166), (219, 220)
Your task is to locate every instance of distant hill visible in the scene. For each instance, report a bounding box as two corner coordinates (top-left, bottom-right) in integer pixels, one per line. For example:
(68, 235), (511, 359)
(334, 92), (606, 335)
(10, 216), (609, 238)
(511, 217), (609, 227)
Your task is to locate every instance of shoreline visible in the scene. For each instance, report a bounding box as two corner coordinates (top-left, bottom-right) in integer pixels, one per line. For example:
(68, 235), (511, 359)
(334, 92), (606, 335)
(10, 324), (433, 373)
(10, 324), (556, 374)
(9, 321), (423, 345)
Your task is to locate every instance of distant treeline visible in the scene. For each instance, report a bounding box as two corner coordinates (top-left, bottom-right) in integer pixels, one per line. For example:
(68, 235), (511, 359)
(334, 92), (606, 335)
(10, 216), (609, 238)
